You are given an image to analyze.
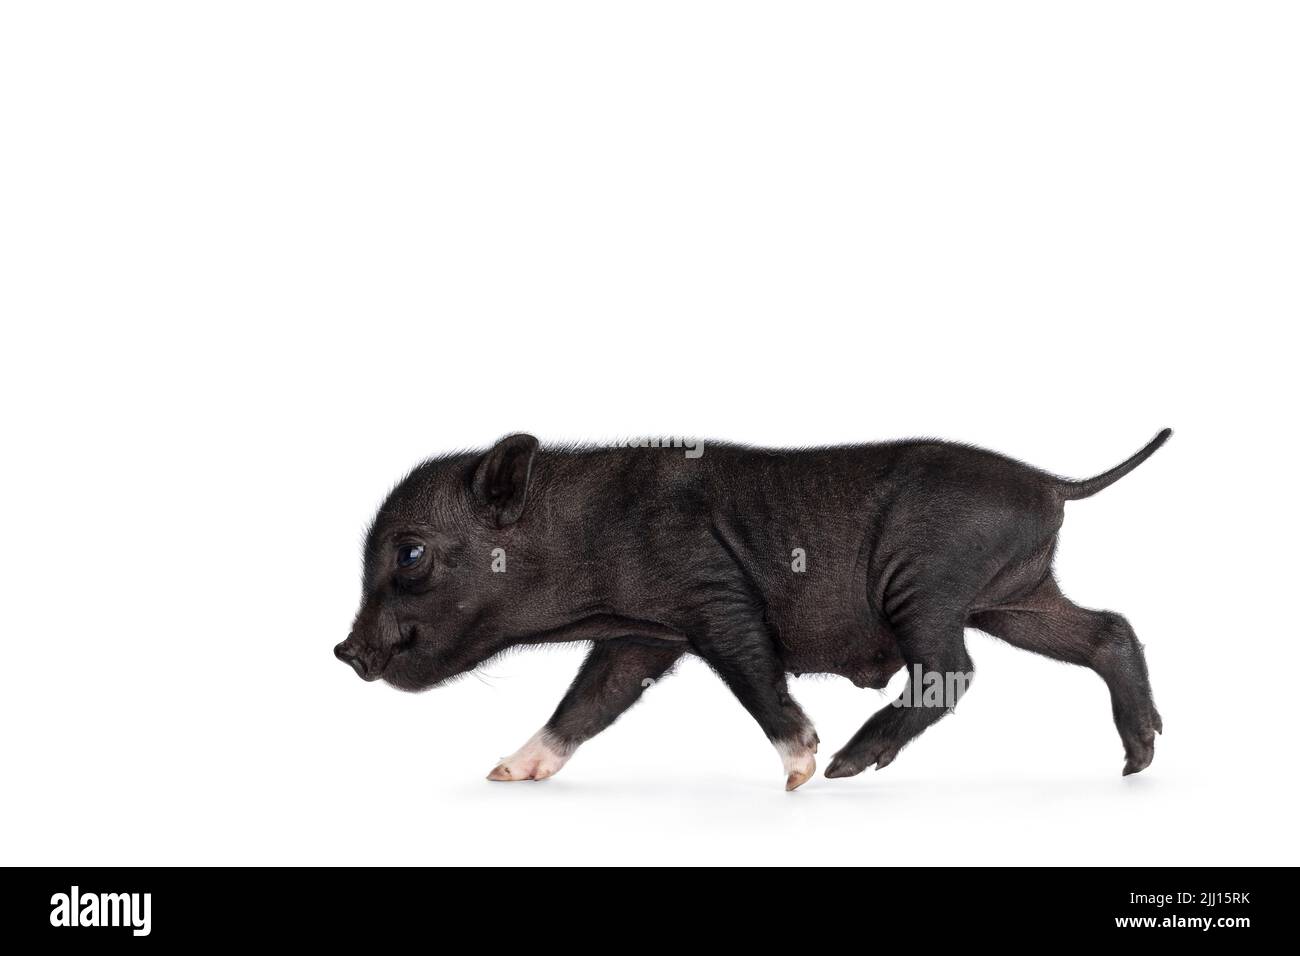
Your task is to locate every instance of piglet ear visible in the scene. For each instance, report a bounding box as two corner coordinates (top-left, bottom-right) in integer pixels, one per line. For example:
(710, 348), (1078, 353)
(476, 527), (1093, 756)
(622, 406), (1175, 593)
(471, 433), (539, 527)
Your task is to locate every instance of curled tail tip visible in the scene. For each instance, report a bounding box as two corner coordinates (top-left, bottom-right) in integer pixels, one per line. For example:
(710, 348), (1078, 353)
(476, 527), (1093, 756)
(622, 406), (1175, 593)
(1058, 427), (1173, 501)
(1144, 426), (1174, 456)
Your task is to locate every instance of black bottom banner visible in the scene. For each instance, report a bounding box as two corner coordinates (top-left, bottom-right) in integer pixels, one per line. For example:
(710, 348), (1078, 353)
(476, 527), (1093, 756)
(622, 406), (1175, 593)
(1, 866), (1284, 945)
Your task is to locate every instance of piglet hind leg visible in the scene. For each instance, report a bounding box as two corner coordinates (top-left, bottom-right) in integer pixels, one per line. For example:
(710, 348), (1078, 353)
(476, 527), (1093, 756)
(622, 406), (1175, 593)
(969, 577), (1161, 776)
(488, 639), (683, 782)
(825, 616), (972, 778)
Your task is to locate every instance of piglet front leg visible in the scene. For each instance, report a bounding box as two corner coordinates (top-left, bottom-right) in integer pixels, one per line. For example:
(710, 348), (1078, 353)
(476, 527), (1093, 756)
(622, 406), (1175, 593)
(488, 638), (684, 782)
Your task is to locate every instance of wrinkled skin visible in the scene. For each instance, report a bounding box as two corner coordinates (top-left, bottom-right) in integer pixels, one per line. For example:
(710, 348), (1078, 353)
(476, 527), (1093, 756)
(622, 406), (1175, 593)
(336, 430), (1170, 788)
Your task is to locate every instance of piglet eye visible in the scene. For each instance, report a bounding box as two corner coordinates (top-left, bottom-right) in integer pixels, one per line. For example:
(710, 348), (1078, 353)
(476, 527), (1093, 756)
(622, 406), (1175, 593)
(397, 544), (425, 568)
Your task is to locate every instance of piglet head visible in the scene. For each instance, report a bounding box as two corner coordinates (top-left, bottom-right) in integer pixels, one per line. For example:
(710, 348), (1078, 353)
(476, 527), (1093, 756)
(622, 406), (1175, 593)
(335, 433), (541, 691)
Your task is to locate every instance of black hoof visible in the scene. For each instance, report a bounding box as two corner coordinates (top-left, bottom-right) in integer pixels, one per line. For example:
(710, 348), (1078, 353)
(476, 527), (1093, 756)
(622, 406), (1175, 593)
(824, 754), (865, 778)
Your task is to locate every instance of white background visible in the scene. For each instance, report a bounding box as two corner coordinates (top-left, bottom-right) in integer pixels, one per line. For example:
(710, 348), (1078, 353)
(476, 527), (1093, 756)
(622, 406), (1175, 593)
(2, 2), (1296, 866)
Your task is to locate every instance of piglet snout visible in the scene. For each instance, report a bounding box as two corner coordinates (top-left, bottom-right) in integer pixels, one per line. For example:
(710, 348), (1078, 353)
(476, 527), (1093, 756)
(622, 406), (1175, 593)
(334, 640), (370, 680)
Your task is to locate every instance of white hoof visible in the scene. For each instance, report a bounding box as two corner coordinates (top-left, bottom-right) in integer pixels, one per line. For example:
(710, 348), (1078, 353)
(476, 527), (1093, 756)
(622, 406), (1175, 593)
(487, 730), (571, 782)
(776, 738), (817, 791)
